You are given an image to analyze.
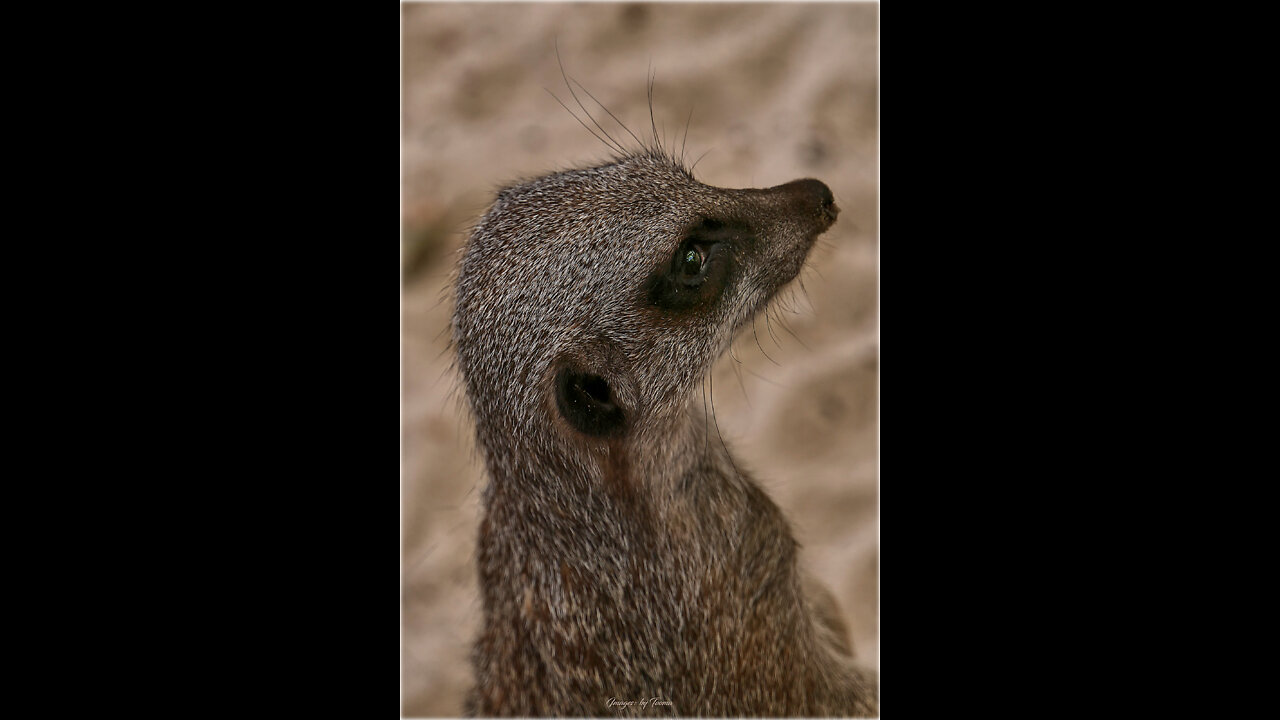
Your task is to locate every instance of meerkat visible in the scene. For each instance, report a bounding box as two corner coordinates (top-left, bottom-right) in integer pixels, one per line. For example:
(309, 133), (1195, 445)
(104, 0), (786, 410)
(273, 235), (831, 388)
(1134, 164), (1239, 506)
(451, 115), (877, 716)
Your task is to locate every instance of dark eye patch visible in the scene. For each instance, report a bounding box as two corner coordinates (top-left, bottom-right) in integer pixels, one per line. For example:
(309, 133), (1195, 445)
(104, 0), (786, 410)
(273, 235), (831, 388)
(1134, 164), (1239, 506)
(646, 217), (749, 312)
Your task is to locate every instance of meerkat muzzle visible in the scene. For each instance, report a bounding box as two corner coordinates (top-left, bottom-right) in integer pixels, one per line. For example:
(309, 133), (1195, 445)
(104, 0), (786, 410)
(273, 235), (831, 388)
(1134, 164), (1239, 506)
(775, 178), (839, 229)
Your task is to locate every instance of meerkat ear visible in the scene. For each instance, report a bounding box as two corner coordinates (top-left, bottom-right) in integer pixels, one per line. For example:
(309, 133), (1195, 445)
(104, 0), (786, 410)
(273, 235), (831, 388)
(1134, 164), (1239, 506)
(555, 366), (626, 437)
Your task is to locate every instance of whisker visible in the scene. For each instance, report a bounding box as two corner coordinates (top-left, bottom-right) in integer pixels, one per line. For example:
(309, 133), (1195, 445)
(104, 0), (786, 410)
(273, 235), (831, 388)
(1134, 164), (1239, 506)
(681, 106), (694, 166)
(708, 370), (743, 483)
(556, 41), (627, 155)
(752, 315), (779, 366)
(764, 307), (783, 350)
(647, 65), (663, 154)
(570, 78), (646, 152)
(731, 358), (751, 409)
(701, 376), (711, 459)
(545, 89), (618, 155)
(775, 307), (810, 351)
(690, 147), (714, 175)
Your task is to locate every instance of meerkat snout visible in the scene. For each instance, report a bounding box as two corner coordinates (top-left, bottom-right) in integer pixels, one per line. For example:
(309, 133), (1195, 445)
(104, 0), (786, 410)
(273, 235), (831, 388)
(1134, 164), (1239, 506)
(783, 178), (836, 211)
(788, 177), (839, 224)
(750, 177), (839, 235)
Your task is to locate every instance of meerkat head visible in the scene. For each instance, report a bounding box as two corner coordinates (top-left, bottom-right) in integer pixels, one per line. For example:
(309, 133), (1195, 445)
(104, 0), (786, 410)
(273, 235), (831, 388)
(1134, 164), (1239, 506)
(453, 149), (837, 456)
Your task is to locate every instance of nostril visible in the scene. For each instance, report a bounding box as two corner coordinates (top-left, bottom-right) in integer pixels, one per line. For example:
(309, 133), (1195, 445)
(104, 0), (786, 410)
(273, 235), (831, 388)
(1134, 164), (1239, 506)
(815, 181), (834, 208)
(800, 180), (837, 224)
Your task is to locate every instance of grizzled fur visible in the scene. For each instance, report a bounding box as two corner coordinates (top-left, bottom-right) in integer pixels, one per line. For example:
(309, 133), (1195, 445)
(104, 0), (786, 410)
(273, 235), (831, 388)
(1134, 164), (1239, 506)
(452, 148), (878, 716)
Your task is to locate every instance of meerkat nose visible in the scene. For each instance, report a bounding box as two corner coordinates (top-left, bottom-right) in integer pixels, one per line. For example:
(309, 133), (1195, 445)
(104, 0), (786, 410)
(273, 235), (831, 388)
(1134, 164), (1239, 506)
(779, 178), (839, 224)
(805, 179), (838, 220)
(796, 178), (834, 208)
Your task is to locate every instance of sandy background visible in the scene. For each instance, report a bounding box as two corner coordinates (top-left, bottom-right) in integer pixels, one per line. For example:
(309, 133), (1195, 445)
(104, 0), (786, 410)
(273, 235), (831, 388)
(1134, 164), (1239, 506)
(401, 3), (878, 715)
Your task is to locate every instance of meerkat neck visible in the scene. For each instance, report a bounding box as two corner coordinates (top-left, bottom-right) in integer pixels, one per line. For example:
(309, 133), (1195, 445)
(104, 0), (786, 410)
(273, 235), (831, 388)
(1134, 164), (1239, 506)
(477, 404), (709, 500)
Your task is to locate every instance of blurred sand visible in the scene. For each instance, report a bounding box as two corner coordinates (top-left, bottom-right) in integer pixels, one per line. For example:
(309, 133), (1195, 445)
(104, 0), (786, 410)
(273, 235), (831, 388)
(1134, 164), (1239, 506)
(402, 3), (878, 715)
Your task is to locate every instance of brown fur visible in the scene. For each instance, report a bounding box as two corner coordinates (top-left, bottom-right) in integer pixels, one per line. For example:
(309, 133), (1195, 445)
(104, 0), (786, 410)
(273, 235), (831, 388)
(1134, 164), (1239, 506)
(452, 147), (877, 717)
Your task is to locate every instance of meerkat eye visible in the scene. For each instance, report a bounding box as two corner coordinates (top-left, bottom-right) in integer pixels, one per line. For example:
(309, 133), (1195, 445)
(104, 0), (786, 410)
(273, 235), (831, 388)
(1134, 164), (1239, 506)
(647, 222), (742, 311)
(681, 248), (704, 276)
